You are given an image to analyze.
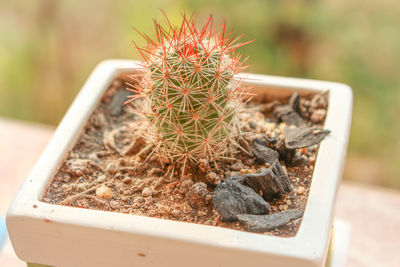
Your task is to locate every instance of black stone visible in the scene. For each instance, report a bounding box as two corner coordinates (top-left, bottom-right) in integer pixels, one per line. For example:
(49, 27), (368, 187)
(108, 88), (131, 117)
(275, 139), (295, 164)
(251, 141), (279, 165)
(213, 177), (270, 222)
(243, 159), (291, 200)
(285, 127), (331, 149)
(289, 92), (301, 114)
(274, 105), (306, 127)
(237, 209), (303, 233)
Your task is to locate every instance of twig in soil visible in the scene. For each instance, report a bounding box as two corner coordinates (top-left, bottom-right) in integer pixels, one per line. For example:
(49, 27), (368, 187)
(80, 195), (112, 210)
(143, 143), (161, 163)
(180, 155), (188, 179)
(236, 138), (252, 156)
(212, 157), (219, 171)
(165, 164), (176, 179)
(60, 184), (101, 205)
(135, 144), (153, 159)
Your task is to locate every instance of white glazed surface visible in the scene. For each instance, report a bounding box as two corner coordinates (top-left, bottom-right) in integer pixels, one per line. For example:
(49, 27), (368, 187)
(7, 60), (353, 267)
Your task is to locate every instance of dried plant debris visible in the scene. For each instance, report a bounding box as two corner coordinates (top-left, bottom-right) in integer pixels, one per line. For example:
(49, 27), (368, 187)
(43, 79), (329, 237)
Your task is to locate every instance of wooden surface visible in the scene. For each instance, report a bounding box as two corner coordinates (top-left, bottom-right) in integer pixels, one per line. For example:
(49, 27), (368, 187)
(0, 118), (399, 267)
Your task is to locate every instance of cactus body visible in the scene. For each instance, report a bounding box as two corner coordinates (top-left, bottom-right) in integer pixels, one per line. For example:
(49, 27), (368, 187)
(129, 15), (251, 164)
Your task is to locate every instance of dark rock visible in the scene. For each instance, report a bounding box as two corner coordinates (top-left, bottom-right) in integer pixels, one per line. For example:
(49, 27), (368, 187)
(289, 92), (301, 114)
(285, 127), (330, 149)
(251, 141), (279, 165)
(274, 105), (306, 127)
(108, 88), (131, 116)
(237, 209), (303, 232)
(213, 177), (270, 222)
(275, 139), (295, 164)
(243, 159), (291, 200)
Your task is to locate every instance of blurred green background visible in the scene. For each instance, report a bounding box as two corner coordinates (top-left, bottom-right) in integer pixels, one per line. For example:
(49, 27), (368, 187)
(1, 0), (399, 188)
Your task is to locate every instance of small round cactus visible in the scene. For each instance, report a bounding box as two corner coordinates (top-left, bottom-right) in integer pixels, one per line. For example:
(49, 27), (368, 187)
(128, 14), (251, 166)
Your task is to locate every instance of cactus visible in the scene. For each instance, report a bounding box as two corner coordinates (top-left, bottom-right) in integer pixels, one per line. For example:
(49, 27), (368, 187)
(128, 14), (251, 166)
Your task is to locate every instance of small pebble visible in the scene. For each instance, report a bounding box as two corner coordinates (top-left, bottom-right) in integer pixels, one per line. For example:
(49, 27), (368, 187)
(197, 210), (207, 217)
(96, 185), (113, 199)
(297, 187), (305, 195)
(76, 183), (87, 190)
(105, 163), (118, 174)
(142, 187), (153, 197)
(145, 196), (155, 205)
(171, 209), (181, 218)
(123, 177), (132, 184)
(110, 200), (119, 209)
(148, 168), (163, 176)
(198, 159), (211, 173)
(205, 194), (213, 204)
(310, 109), (326, 124)
(205, 172), (220, 185)
(244, 159), (255, 166)
(186, 182), (208, 208)
(97, 175), (107, 182)
(62, 174), (71, 183)
(180, 179), (194, 193)
(310, 94), (327, 109)
(133, 196), (145, 204)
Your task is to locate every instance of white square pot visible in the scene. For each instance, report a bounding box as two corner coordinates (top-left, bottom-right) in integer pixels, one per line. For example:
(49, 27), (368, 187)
(6, 59), (352, 267)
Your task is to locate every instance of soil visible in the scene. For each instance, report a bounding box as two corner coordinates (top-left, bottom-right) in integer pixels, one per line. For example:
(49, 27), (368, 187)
(42, 77), (327, 237)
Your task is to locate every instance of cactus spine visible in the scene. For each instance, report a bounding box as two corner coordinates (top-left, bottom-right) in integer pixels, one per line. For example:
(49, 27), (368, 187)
(129, 14), (251, 166)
